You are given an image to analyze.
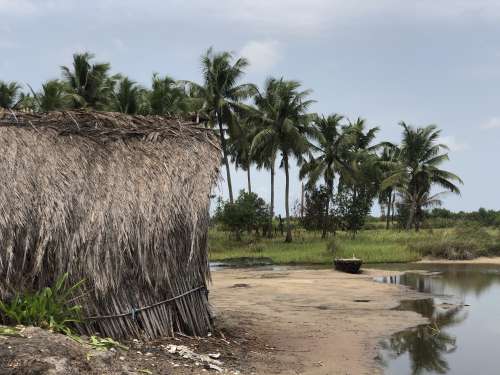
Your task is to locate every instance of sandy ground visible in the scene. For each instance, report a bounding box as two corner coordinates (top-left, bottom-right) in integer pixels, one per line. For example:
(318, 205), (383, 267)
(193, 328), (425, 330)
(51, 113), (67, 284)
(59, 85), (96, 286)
(418, 256), (500, 265)
(0, 268), (431, 375)
(211, 268), (428, 375)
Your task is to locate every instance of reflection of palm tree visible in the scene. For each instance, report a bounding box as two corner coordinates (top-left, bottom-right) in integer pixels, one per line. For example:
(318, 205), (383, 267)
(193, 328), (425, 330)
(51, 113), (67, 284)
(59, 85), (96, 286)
(381, 298), (465, 375)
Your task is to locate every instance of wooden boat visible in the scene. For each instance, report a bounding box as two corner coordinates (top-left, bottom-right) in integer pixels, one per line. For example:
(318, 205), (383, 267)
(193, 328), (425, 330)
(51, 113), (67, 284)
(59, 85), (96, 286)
(334, 258), (362, 274)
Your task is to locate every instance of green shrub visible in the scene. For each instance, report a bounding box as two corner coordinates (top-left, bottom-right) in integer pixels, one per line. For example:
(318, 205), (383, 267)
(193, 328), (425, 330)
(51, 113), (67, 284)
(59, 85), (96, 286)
(0, 273), (84, 335)
(410, 224), (500, 260)
(327, 237), (345, 258)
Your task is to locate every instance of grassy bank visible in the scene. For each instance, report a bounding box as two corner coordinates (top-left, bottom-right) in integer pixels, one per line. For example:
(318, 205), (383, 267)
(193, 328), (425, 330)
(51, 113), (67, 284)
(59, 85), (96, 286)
(209, 226), (500, 265)
(209, 229), (428, 264)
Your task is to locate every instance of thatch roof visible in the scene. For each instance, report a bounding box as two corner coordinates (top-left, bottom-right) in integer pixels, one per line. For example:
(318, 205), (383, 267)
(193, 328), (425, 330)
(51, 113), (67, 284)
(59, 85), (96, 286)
(0, 110), (221, 339)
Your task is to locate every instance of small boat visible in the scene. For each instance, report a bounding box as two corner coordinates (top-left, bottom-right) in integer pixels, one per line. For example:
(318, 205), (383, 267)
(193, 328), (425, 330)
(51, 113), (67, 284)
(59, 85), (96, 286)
(334, 257), (362, 274)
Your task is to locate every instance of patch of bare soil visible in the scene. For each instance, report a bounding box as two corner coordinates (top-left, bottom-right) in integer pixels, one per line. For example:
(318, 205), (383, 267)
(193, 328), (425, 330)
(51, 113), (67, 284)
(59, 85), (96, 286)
(0, 268), (427, 375)
(0, 321), (270, 375)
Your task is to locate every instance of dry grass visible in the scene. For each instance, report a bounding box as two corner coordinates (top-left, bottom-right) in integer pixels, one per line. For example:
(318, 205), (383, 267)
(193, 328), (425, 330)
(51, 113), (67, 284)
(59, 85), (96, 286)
(0, 109), (221, 339)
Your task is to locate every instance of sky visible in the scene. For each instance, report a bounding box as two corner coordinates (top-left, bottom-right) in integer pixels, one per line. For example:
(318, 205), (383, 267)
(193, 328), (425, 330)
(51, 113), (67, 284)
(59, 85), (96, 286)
(1, 0), (499, 214)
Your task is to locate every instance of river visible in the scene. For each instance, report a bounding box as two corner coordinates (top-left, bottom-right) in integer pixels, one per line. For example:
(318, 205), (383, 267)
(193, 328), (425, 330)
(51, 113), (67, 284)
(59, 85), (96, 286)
(373, 263), (500, 375)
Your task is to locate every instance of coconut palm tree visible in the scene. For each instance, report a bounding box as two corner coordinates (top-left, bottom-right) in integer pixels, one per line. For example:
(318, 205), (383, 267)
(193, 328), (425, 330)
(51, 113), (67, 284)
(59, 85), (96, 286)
(149, 74), (187, 115)
(0, 80), (22, 109)
(251, 78), (315, 242)
(299, 114), (351, 238)
(378, 144), (400, 229)
(29, 80), (69, 111)
(112, 76), (145, 114)
(186, 48), (256, 203)
(228, 115), (256, 193)
(61, 52), (115, 109)
(383, 122), (463, 230)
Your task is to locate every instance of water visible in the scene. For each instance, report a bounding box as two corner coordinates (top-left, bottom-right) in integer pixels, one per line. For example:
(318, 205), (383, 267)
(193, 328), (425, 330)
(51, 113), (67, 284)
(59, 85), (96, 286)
(374, 263), (500, 375)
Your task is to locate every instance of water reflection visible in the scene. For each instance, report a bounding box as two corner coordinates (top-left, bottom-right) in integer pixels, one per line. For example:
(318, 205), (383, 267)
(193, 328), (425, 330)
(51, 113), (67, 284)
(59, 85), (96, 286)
(375, 264), (500, 297)
(376, 265), (500, 375)
(380, 298), (465, 374)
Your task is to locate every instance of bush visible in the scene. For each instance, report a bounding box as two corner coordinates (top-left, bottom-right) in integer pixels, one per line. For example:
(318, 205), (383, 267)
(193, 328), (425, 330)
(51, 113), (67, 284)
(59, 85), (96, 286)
(0, 274), (84, 335)
(327, 237), (345, 258)
(213, 190), (270, 240)
(409, 224), (500, 260)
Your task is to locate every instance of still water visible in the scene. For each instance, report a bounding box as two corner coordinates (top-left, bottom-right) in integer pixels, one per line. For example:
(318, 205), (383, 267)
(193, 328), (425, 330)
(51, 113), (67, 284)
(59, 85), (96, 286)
(374, 264), (500, 375)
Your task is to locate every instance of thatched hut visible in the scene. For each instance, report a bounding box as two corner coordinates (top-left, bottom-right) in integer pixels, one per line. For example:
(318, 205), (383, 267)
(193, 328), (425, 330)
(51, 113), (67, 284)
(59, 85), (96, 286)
(0, 110), (220, 339)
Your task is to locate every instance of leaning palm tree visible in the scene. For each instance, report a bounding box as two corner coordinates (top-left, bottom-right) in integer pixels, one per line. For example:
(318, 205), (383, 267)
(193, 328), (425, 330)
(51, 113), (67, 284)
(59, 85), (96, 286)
(29, 80), (69, 111)
(61, 52), (115, 109)
(251, 78), (315, 242)
(185, 48), (256, 203)
(383, 122), (463, 230)
(300, 114), (351, 238)
(0, 80), (22, 109)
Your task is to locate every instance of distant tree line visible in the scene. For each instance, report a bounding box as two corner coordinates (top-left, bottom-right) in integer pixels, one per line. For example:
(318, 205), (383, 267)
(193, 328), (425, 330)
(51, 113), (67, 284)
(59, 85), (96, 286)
(423, 207), (500, 228)
(0, 48), (463, 241)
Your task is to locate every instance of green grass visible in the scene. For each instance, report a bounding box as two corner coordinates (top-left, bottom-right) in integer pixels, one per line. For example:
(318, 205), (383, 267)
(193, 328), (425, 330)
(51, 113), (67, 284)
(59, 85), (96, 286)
(209, 228), (431, 265)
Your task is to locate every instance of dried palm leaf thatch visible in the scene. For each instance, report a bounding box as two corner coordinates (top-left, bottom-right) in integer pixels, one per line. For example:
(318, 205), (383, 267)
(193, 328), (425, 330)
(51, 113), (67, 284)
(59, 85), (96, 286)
(0, 109), (221, 339)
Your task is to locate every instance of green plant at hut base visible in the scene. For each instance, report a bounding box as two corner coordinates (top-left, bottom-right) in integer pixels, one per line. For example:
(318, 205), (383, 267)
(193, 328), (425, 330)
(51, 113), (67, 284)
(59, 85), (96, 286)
(88, 336), (129, 351)
(0, 273), (84, 335)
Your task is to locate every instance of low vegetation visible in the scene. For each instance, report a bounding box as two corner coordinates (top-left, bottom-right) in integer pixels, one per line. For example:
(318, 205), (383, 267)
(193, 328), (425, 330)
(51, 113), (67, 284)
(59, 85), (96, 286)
(409, 224), (500, 260)
(0, 274), (83, 335)
(209, 225), (500, 264)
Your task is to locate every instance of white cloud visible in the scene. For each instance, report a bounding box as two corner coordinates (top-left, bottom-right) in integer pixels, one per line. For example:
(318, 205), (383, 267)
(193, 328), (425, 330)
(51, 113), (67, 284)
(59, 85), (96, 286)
(0, 0), (36, 14)
(481, 117), (500, 129)
(440, 136), (468, 152)
(240, 41), (282, 73)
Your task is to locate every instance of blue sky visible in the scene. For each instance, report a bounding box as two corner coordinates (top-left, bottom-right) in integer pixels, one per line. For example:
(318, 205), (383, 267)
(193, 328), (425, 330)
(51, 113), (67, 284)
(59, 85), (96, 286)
(1, 0), (499, 214)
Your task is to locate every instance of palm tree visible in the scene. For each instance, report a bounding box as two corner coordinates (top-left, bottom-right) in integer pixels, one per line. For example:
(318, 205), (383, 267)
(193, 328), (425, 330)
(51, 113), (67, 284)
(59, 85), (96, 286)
(251, 78), (315, 242)
(300, 114), (350, 238)
(378, 144), (400, 229)
(112, 76), (144, 114)
(186, 48), (256, 203)
(0, 80), (22, 109)
(149, 74), (187, 115)
(61, 52), (115, 109)
(228, 116), (256, 193)
(29, 80), (69, 111)
(383, 122), (463, 230)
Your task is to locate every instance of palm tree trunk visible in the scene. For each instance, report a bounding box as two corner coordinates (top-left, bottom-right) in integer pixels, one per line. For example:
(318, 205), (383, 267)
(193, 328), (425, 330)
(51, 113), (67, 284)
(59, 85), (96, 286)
(385, 193), (392, 230)
(322, 178), (334, 239)
(216, 112), (234, 203)
(284, 154), (292, 243)
(268, 162), (275, 238)
(391, 191), (396, 225)
(406, 199), (416, 230)
(247, 167), (252, 194)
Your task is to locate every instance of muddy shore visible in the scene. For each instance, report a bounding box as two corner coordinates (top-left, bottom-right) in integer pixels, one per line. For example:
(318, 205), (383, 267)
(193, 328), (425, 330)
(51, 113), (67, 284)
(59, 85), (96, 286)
(211, 268), (427, 375)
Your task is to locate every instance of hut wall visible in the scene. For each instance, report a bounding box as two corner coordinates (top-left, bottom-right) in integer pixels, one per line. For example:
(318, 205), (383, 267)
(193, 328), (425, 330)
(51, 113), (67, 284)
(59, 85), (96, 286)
(0, 111), (220, 339)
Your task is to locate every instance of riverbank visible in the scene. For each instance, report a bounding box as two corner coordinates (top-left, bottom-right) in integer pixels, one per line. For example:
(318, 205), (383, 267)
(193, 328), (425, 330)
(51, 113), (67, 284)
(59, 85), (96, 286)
(418, 256), (500, 265)
(209, 229), (424, 265)
(211, 267), (427, 374)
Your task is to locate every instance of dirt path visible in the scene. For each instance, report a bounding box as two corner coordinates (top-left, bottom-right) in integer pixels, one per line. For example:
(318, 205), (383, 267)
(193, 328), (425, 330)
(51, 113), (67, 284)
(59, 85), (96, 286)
(211, 268), (427, 375)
